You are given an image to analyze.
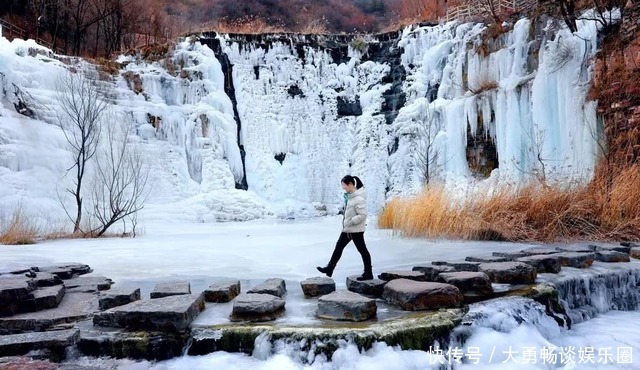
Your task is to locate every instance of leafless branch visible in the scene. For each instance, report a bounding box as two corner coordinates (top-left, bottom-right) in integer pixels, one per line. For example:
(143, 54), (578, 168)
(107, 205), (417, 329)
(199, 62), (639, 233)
(56, 70), (108, 234)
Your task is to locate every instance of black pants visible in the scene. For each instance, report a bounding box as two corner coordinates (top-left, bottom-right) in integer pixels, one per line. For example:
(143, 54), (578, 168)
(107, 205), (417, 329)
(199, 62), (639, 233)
(327, 232), (372, 272)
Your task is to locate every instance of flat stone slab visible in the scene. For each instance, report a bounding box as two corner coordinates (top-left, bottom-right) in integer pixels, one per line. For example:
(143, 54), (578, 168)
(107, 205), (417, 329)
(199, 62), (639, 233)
(346, 276), (387, 298)
(33, 285), (66, 310)
(150, 281), (191, 299)
(520, 247), (560, 256)
(31, 272), (64, 287)
(64, 276), (113, 293)
(247, 278), (286, 298)
(33, 263), (91, 279)
(516, 255), (562, 273)
(465, 255), (508, 263)
(0, 329), (79, 359)
(0, 278), (34, 302)
(0, 293), (97, 334)
(300, 277), (335, 298)
(0, 278), (36, 317)
(554, 245), (596, 253)
(431, 261), (481, 272)
(595, 251), (630, 263)
(317, 291), (376, 321)
(492, 251), (528, 261)
(94, 294), (205, 332)
(435, 272), (493, 298)
(204, 281), (241, 302)
(478, 262), (537, 284)
(377, 270), (429, 282)
(411, 265), (456, 280)
(631, 247), (640, 259)
(382, 279), (463, 311)
(555, 252), (596, 268)
(99, 287), (141, 310)
(595, 245), (631, 254)
(230, 293), (285, 322)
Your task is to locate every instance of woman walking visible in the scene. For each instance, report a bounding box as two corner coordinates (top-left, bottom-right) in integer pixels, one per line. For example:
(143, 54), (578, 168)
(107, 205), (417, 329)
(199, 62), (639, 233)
(317, 175), (373, 281)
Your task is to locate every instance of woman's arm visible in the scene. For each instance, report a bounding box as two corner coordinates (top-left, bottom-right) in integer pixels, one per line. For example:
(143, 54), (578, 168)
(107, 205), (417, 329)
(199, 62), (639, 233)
(348, 199), (367, 226)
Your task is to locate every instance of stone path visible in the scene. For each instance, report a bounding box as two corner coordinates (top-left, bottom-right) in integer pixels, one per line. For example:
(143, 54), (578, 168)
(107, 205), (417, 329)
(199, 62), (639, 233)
(0, 241), (638, 362)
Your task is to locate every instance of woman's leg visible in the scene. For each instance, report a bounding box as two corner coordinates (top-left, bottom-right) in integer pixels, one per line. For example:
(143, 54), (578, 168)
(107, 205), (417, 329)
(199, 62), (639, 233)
(317, 232), (351, 277)
(351, 232), (373, 280)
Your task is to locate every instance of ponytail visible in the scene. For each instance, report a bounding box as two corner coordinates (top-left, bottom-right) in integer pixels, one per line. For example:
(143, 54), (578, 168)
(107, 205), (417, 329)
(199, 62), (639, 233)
(341, 175), (364, 189)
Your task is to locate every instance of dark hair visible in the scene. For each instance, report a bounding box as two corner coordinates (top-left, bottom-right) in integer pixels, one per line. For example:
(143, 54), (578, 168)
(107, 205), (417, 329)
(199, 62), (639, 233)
(341, 175), (364, 189)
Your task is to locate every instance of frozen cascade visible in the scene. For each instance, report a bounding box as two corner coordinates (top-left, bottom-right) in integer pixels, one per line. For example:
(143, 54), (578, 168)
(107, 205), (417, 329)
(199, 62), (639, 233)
(0, 14), (605, 221)
(543, 263), (640, 326)
(393, 16), (601, 194)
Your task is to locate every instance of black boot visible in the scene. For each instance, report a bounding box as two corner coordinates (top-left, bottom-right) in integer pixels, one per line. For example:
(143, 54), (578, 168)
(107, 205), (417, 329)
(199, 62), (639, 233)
(356, 266), (373, 281)
(317, 265), (334, 278)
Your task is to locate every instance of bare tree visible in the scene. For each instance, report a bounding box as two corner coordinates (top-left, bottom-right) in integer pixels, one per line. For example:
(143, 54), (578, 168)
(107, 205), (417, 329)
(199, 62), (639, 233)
(413, 100), (444, 185)
(89, 114), (150, 237)
(56, 71), (108, 233)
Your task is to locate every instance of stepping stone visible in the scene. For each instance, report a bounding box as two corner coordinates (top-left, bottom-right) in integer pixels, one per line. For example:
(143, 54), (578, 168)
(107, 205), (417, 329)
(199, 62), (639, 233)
(631, 247), (640, 260)
(317, 291), (376, 321)
(382, 279), (463, 311)
(0, 293), (97, 333)
(465, 255), (508, 263)
(435, 272), (493, 298)
(150, 281), (191, 299)
(99, 287), (141, 310)
(31, 272), (63, 287)
(0, 278), (35, 317)
(377, 270), (429, 282)
(300, 277), (335, 298)
(412, 265), (456, 280)
(555, 245), (595, 253)
(492, 251), (528, 261)
(34, 285), (66, 310)
(3, 267), (34, 276)
(520, 247), (560, 256)
(204, 280), (241, 302)
(0, 329), (79, 359)
(346, 276), (387, 298)
(0, 278), (34, 303)
(517, 255), (562, 273)
(595, 251), (630, 263)
(595, 245), (631, 254)
(65, 276), (113, 293)
(33, 264), (91, 279)
(230, 293), (285, 322)
(94, 294), (205, 332)
(478, 262), (537, 284)
(555, 252), (596, 268)
(247, 278), (286, 298)
(431, 261), (481, 272)
(621, 241), (640, 248)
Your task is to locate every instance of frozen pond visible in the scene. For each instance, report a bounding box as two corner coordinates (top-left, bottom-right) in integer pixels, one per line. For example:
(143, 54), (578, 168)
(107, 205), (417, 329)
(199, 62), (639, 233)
(1, 216), (541, 326)
(2, 216), (640, 369)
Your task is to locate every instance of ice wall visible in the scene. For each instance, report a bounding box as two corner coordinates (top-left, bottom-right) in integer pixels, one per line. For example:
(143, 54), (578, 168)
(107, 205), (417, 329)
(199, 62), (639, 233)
(0, 14), (606, 222)
(216, 34), (396, 214)
(393, 17), (600, 194)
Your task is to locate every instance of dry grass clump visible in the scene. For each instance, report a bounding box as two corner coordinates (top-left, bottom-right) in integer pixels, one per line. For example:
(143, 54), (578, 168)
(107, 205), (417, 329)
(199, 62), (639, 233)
(0, 206), (40, 245)
(379, 166), (640, 242)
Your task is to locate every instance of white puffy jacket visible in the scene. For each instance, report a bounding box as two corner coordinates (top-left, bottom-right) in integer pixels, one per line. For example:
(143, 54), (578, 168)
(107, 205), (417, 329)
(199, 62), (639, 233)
(342, 187), (367, 233)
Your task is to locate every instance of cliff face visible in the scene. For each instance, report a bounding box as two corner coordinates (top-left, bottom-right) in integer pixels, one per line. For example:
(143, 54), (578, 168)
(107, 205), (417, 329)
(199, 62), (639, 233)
(590, 3), (640, 170)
